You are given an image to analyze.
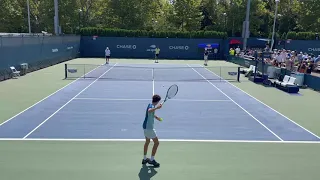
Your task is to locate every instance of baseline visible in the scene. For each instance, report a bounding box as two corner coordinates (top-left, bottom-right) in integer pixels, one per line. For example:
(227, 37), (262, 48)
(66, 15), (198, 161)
(1, 138), (320, 144)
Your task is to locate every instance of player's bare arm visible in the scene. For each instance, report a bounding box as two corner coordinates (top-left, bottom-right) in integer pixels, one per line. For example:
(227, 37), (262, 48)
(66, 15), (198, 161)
(148, 104), (162, 113)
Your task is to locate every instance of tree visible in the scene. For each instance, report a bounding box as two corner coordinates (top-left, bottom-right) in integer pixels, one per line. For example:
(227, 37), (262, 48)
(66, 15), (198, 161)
(200, 0), (224, 31)
(297, 0), (320, 32)
(168, 0), (203, 31)
(107, 0), (160, 30)
(0, 0), (27, 32)
(0, 0), (318, 36)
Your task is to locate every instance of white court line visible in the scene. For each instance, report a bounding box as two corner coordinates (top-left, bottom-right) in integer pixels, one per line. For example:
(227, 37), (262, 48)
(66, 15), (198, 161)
(0, 138), (320, 144)
(73, 97), (231, 102)
(200, 64), (320, 140)
(0, 63), (106, 128)
(187, 64), (283, 141)
(22, 63), (118, 139)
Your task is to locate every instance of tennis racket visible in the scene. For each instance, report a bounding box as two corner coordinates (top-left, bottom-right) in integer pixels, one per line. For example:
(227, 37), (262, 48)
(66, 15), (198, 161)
(162, 84), (178, 105)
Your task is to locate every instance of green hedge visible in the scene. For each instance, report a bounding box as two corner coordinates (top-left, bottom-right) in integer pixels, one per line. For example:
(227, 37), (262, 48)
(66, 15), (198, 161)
(286, 31), (318, 40)
(79, 27), (228, 39)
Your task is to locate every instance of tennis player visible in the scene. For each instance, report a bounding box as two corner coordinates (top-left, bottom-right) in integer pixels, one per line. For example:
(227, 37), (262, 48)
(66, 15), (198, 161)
(204, 47), (209, 66)
(155, 47), (160, 63)
(142, 94), (162, 167)
(105, 47), (111, 64)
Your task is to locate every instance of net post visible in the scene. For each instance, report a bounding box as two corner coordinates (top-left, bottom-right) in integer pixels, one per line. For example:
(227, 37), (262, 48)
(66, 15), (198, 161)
(237, 67), (240, 82)
(64, 64), (67, 79)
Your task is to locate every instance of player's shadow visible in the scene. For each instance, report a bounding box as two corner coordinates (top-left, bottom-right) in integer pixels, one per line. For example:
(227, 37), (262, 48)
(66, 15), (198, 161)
(138, 164), (158, 180)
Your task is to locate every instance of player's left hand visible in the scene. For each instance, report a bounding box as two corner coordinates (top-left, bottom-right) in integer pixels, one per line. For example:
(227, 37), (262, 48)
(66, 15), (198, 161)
(156, 117), (162, 121)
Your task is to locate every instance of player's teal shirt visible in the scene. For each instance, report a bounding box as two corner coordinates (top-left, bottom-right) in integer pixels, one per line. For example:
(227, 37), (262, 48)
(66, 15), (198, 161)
(143, 103), (155, 130)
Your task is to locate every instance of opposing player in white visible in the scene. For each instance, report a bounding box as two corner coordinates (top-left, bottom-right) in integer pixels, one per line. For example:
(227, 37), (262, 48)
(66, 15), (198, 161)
(105, 47), (111, 64)
(204, 48), (209, 66)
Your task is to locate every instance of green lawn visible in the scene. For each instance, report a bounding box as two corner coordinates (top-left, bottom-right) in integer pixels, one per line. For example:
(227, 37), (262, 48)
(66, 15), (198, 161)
(0, 58), (320, 180)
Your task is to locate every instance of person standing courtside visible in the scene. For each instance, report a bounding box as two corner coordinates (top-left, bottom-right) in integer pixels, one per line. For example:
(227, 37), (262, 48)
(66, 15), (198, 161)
(204, 48), (209, 66)
(155, 47), (160, 63)
(105, 47), (111, 64)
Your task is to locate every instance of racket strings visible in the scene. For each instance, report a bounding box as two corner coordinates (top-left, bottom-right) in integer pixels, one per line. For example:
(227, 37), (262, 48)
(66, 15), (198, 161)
(166, 84), (178, 99)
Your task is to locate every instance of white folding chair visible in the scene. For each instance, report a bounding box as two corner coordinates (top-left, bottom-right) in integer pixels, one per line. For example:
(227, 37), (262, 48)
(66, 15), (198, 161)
(243, 65), (254, 73)
(10, 66), (20, 78)
(252, 66), (256, 73)
(275, 75), (290, 85)
(281, 77), (296, 86)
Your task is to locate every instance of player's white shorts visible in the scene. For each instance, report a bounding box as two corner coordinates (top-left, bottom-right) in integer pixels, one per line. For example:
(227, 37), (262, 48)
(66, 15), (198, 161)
(144, 129), (157, 139)
(204, 55), (208, 60)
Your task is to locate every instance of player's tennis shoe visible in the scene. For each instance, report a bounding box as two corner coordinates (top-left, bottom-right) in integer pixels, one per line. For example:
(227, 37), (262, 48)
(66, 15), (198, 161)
(142, 158), (150, 165)
(148, 160), (160, 167)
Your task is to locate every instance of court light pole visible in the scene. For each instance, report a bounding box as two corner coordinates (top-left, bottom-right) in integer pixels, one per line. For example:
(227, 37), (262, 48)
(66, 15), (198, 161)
(242, 0), (251, 50)
(223, 13), (227, 33)
(78, 9), (82, 30)
(54, 0), (59, 35)
(270, 0), (280, 51)
(27, 0), (31, 33)
(152, 18), (158, 31)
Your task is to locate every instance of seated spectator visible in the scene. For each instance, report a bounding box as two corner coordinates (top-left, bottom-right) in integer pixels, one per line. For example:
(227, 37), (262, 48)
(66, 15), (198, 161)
(276, 52), (282, 63)
(306, 61), (314, 74)
(298, 62), (307, 73)
(294, 53), (299, 63)
(229, 48), (235, 56)
(302, 53), (308, 60)
(311, 55), (316, 62)
(315, 55), (320, 63)
(240, 51), (245, 58)
(286, 56), (294, 71)
(235, 46), (241, 56)
(298, 52), (303, 62)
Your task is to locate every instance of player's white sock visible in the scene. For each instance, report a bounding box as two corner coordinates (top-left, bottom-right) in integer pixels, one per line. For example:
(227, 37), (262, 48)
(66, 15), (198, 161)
(150, 156), (154, 161)
(144, 155), (147, 160)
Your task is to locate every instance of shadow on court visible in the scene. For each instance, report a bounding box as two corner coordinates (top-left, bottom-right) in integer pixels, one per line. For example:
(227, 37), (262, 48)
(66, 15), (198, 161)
(138, 164), (158, 180)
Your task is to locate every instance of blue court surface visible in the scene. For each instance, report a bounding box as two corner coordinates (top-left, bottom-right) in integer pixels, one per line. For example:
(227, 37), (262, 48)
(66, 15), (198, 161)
(0, 63), (319, 142)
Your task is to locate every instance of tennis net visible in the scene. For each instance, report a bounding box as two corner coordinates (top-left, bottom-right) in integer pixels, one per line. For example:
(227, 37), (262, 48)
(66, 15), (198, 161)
(64, 64), (240, 82)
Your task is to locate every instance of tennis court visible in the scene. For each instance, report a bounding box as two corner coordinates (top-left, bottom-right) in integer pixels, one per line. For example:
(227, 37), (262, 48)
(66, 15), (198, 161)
(0, 59), (320, 180)
(0, 62), (318, 141)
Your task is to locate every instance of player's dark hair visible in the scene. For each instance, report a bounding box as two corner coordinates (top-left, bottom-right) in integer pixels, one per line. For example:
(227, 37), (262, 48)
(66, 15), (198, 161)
(152, 94), (161, 103)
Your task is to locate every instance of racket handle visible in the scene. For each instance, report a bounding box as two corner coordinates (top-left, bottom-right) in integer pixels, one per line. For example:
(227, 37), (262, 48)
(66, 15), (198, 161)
(162, 100), (167, 105)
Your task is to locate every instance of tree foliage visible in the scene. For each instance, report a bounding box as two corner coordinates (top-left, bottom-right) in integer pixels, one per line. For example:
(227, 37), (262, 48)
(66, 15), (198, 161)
(0, 0), (318, 40)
